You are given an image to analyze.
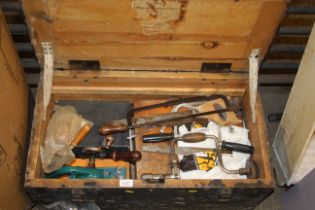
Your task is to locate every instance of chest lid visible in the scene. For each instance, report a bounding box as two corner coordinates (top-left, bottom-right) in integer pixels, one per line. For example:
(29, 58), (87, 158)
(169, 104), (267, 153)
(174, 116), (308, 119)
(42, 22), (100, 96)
(22, 0), (286, 72)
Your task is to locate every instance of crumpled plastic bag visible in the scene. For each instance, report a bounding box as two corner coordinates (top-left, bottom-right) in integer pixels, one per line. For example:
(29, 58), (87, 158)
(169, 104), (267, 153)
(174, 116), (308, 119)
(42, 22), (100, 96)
(41, 105), (93, 173)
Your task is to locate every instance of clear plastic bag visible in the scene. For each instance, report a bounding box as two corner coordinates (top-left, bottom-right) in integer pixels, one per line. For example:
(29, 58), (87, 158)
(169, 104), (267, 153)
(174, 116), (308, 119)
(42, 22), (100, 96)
(40, 106), (93, 173)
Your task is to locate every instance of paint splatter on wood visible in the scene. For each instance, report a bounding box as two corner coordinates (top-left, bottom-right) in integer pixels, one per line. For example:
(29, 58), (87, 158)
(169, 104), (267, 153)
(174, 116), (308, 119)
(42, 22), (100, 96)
(132, 0), (188, 35)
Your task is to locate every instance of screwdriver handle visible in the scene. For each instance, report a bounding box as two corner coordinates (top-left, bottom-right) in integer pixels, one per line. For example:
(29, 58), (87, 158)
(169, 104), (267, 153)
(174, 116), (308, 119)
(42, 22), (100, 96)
(181, 132), (207, 143)
(221, 141), (254, 154)
(142, 133), (174, 143)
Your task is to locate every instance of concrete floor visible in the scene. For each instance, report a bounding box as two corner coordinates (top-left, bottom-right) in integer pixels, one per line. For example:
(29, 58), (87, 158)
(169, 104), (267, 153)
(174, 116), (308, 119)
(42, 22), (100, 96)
(255, 86), (292, 210)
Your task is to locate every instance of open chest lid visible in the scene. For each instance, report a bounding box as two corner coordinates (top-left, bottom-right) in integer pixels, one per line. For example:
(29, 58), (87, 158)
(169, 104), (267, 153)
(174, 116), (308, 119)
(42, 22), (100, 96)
(22, 0), (287, 72)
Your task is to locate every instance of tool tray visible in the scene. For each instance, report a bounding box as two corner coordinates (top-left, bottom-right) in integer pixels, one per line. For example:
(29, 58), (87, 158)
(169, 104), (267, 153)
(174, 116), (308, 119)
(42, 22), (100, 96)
(23, 1), (287, 209)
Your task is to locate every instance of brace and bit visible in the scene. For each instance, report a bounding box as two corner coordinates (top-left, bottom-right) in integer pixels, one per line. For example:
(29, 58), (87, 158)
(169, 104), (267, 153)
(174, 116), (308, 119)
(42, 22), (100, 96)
(141, 133), (257, 183)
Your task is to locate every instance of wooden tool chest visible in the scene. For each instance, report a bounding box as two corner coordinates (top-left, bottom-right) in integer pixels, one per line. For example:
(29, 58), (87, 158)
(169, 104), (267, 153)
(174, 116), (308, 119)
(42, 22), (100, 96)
(23, 0), (287, 209)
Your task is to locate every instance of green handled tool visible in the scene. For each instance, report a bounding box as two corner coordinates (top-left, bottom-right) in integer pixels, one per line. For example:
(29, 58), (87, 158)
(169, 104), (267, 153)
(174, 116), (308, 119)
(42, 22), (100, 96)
(45, 166), (126, 179)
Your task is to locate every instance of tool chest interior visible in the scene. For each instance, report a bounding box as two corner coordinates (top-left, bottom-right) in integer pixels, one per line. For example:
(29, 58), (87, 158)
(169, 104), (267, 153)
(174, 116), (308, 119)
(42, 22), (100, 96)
(26, 84), (273, 208)
(39, 94), (264, 181)
(22, 0), (288, 209)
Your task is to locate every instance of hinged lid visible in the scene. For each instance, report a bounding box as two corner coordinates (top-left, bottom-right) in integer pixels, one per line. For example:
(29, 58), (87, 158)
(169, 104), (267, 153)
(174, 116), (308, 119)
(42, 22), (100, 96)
(22, 0), (286, 72)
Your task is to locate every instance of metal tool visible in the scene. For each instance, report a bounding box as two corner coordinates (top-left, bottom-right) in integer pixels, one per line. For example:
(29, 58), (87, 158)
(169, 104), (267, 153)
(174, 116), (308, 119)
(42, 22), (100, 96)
(141, 144), (224, 155)
(142, 133), (210, 182)
(213, 103), (227, 121)
(142, 133), (254, 155)
(99, 95), (237, 136)
(99, 108), (235, 136)
(45, 166), (126, 179)
(73, 147), (142, 163)
(128, 94), (232, 120)
(141, 133), (257, 182)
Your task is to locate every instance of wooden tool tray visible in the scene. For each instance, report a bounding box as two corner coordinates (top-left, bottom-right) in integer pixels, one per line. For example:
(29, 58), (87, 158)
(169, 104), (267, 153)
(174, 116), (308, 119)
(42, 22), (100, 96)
(26, 77), (272, 209)
(22, 0), (287, 209)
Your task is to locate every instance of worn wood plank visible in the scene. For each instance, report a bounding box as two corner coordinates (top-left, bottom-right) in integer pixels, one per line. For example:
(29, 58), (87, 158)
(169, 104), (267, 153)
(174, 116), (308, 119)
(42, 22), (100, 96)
(292, 132), (315, 183)
(273, 24), (315, 185)
(0, 9), (30, 210)
(134, 100), (173, 176)
(242, 1), (287, 57)
(22, 0), (286, 71)
(244, 92), (273, 183)
(52, 70), (248, 97)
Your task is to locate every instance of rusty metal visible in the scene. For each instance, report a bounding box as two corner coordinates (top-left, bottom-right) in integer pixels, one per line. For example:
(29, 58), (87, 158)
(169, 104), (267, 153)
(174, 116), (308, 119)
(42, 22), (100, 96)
(142, 133), (207, 182)
(127, 94), (233, 126)
(245, 159), (258, 179)
(99, 107), (236, 136)
(141, 144), (224, 155)
(142, 132), (255, 182)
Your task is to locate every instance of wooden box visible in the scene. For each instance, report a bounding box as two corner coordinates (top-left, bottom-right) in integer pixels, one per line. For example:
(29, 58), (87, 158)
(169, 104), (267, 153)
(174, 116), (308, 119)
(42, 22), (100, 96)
(23, 1), (287, 209)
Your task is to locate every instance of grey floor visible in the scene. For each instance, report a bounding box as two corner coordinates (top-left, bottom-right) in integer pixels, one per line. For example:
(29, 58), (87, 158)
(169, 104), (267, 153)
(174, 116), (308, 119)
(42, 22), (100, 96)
(255, 86), (292, 210)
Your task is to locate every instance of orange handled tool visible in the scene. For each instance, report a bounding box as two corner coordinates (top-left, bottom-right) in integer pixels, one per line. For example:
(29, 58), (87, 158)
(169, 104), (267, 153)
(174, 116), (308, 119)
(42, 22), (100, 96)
(70, 124), (92, 149)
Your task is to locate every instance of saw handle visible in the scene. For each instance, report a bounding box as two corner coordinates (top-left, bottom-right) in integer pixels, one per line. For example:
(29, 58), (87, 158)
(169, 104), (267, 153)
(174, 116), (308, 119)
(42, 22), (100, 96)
(221, 141), (254, 154)
(99, 122), (128, 135)
(112, 151), (142, 163)
(143, 133), (174, 143)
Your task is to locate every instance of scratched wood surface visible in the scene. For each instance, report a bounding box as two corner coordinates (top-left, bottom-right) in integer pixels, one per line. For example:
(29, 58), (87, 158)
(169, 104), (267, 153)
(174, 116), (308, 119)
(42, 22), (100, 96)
(51, 71), (248, 100)
(21, 0), (279, 207)
(0, 10), (30, 210)
(22, 0), (286, 71)
(273, 25), (315, 185)
(133, 100), (174, 176)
